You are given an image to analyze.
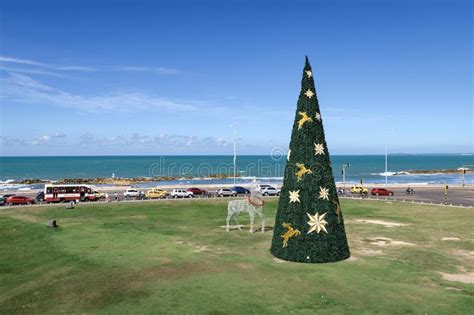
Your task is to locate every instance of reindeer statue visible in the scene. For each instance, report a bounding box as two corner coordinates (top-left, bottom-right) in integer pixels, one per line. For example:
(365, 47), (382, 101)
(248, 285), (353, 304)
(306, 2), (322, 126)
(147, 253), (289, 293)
(226, 185), (265, 233)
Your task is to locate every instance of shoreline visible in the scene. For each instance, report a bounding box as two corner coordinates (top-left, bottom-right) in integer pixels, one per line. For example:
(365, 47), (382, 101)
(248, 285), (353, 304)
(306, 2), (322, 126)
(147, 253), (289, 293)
(3, 168), (473, 186)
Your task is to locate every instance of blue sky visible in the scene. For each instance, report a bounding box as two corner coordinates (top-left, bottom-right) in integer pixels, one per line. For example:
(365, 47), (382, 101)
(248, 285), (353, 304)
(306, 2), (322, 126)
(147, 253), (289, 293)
(0, 0), (472, 156)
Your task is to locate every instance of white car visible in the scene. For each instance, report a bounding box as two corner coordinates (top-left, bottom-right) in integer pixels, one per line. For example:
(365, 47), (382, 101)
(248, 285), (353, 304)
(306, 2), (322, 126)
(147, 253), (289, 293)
(124, 189), (142, 198)
(257, 184), (273, 192)
(216, 188), (237, 197)
(261, 187), (280, 196)
(170, 189), (193, 198)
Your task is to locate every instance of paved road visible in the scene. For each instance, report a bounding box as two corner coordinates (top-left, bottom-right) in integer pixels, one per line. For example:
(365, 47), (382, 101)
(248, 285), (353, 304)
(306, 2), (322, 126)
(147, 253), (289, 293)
(340, 186), (474, 207)
(2, 186), (473, 207)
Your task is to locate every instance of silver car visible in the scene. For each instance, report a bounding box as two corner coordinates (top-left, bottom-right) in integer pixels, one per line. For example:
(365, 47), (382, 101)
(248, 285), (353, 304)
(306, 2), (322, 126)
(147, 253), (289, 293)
(261, 187), (280, 196)
(216, 188), (237, 197)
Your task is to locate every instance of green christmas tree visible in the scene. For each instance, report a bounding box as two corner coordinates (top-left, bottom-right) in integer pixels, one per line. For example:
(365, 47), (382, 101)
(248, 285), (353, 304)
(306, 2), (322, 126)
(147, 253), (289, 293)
(270, 56), (350, 263)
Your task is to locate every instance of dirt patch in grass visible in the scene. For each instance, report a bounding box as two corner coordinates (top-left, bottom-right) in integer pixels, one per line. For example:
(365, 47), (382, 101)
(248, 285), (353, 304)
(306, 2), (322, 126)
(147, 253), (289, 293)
(236, 263), (255, 269)
(356, 219), (408, 227)
(440, 272), (474, 284)
(363, 237), (415, 247)
(153, 257), (172, 264)
(126, 215), (148, 220)
(219, 225), (273, 232)
(194, 246), (211, 253)
(442, 237), (461, 241)
(357, 248), (383, 256)
(139, 262), (219, 281)
(452, 250), (474, 262)
(347, 255), (359, 261)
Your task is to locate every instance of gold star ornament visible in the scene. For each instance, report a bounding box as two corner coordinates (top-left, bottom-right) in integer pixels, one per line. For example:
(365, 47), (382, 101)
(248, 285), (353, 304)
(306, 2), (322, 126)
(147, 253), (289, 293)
(304, 89), (315, 99)
(289, 190), (300, 203)
(318, 186), (330, 200)
(307, 212), (328, 234)
(315, 112), (321, 121)
(314, 143), (325, 155)
(305, 70), (312, 78)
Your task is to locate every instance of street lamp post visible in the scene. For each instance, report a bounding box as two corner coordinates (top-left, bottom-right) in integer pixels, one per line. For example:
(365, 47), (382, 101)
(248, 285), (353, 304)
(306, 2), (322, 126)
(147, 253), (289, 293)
(385, 134), (388, 187)
(230, 122), (238, 187)
(342, 163), (350, 190)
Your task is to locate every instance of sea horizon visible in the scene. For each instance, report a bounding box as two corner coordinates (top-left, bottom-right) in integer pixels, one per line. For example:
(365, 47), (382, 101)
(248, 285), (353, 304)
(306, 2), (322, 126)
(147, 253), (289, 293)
(1, 154), (472, 190)
(0, 152), (472, 158)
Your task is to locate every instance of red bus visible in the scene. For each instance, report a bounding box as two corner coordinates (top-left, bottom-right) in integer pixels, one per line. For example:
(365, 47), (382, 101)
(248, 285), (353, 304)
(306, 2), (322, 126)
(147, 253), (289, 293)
(44, 184), (100, 203)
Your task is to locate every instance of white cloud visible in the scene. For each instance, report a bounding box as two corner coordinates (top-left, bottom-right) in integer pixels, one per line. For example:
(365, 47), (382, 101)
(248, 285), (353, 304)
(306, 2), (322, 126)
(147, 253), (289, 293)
(0, 65), (65, 77)
(55, 66), (99, 72)
(0, 136), (26, 146)
(111, 66), (180, 75)
(77, 133), (227, 148)
(0, 55), (179, 76)
(0, 56), (46, 66)
(0, 73), (200, 113)
(32, 133), (67, 145)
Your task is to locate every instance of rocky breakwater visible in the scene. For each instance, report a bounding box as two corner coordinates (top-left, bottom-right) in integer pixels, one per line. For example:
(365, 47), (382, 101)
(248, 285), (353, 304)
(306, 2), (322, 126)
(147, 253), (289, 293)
(13, 173), (238, 186)
(397, 169), (473, 175)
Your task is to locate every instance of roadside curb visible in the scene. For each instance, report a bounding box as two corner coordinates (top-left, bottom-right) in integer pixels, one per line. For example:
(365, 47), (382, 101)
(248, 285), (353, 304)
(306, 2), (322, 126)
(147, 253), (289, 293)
(339, 195), (473, 209)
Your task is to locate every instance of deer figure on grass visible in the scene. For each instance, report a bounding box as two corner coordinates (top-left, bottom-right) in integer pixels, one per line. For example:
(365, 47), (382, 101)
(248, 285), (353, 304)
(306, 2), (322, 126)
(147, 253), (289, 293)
(226, 185), (265, 233)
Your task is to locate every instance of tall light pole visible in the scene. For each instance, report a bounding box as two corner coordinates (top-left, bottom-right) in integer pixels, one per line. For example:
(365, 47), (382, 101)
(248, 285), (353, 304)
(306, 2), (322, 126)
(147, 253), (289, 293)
(230, 122), (238, 187)
(342, 163), (350, 189)
(384, 130), (392, 187)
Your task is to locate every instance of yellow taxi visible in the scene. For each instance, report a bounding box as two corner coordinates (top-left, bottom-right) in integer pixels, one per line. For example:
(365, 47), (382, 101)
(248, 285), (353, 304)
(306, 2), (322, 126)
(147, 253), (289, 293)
(93, 191), (105, 199)
(146, 188), (168, 199)
(350, 185), (368, 194)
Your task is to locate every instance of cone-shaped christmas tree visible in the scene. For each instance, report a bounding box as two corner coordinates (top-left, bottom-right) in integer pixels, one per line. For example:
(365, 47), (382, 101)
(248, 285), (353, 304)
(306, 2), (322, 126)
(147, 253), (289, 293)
(270, 57), (350, 263)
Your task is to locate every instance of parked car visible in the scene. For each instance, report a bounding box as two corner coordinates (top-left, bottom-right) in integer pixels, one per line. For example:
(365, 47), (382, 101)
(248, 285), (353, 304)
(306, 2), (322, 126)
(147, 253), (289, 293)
(93, 190), (105, 200)
(257, 184), (273, 192)
(0, 194), (16, 199)
(371, 188), (394, 196)
(146, 188), (168, 199)
(170, 188), (193, 198)
(6, 195), (35, 205)
(0, 194), (15, 205)
(187, 187), (207, 195)
(124, 189), (144, 198)
(216, 188), (237, 197)
(261, 187), (280, 196)
(351, 185), (368, 195)
(36, 191), (45, 202)
(231, 186), (250, 195)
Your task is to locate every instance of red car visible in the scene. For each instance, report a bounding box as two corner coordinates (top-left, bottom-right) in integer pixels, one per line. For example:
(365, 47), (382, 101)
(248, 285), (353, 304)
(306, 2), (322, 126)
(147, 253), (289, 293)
(6, 195), (35, 205)
(187, 187), (207, 195)
(371, 188), (394, 196)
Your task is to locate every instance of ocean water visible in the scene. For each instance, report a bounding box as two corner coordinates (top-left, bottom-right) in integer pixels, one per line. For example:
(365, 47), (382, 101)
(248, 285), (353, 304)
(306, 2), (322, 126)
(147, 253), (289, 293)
(0, 154), (472, 190)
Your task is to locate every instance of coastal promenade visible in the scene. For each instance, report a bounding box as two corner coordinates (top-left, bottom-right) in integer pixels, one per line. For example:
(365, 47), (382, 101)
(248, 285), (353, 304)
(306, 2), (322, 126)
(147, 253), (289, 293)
(341, 185), (474, 208)
(3, 184), (473, 207)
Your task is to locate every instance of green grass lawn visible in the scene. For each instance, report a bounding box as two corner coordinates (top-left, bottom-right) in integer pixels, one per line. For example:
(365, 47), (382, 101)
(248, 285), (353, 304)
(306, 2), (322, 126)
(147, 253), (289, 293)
(0, 198), (473, 314)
